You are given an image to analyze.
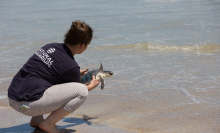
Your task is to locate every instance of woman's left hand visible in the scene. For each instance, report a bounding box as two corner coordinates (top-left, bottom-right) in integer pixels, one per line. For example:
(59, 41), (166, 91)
(80, 68), (89, 76)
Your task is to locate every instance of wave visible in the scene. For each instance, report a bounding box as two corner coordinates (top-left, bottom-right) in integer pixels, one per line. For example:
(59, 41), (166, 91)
(96, 43), (220, 53)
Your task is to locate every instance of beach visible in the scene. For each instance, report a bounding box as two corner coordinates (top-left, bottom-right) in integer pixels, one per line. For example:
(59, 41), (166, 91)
(0, 107), (134, 133)
(1, 0), (220, 132)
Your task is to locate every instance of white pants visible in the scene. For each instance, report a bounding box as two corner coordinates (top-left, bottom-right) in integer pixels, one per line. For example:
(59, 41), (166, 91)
(9, 82), (88, 116)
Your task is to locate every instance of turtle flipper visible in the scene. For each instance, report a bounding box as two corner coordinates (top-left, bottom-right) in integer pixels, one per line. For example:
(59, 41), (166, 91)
(100, 76), (105, 89)
(99, 61), (103, 72)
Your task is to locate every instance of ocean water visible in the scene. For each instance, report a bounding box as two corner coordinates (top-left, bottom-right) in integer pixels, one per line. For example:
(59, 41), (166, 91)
(0, 0), (220, 132)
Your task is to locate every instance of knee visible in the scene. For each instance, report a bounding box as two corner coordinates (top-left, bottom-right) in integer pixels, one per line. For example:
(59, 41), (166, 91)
(79, 84), (88, 99)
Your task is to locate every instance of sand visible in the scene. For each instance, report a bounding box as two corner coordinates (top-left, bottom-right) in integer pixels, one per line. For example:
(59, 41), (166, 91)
(0, 103), (134, 133)
(1, 89), (220, 133)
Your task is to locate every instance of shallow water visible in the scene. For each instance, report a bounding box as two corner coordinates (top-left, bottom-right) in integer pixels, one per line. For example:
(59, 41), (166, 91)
(0, 0), (220, 132)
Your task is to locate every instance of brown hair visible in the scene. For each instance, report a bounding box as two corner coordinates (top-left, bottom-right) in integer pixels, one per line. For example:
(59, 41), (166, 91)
(64, 20), (93, 46)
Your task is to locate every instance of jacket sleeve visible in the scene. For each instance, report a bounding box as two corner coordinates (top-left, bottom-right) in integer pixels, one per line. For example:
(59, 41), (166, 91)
(60, 67), (80, 83)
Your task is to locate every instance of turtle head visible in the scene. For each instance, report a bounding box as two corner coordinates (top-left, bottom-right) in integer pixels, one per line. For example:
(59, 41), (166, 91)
(103, 71), (113, 77)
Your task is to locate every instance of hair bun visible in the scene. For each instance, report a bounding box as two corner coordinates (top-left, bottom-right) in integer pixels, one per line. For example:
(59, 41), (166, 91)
(64, 20), (93, 46)
(70, 20), (86, 36)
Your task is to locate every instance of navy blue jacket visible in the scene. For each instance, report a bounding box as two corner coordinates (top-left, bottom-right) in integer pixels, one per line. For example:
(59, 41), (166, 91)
(8, 43), (80, 102)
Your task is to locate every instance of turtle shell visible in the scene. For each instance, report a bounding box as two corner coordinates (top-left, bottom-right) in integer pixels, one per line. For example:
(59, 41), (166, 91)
(80, 70), (99, 84)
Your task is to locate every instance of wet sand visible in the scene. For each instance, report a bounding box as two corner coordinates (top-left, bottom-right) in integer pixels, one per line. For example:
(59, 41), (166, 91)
(72, 90), (220, 133)
(0, 103), (134, 133)
(1, 92), (220, 133)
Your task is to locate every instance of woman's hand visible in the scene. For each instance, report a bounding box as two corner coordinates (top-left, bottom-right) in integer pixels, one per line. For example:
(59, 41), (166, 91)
(80, 68), (89, 77)
(86, 75), (100, 91)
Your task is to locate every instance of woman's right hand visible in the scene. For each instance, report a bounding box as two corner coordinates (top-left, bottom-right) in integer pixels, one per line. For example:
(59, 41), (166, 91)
(86, 75), (100, 91)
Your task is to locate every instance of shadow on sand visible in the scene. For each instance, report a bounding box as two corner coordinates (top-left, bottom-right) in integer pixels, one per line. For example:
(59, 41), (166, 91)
(0, 116), (95, 133)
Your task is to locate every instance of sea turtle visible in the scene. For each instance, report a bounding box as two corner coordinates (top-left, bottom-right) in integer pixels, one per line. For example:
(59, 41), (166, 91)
(80, 62), (113, 89)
